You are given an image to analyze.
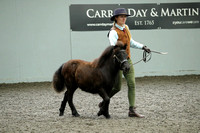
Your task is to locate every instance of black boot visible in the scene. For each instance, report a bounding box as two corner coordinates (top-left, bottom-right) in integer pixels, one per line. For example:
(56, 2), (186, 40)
(128, 106), (145, 118)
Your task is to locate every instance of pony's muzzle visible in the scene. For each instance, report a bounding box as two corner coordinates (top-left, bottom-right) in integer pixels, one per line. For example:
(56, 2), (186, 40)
(121, 61), (130, 74)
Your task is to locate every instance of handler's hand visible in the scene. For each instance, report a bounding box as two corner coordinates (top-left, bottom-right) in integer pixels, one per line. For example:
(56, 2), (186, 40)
(142, 46), (151, 53)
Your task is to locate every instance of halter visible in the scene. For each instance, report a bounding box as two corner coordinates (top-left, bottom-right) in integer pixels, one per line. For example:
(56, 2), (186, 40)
(113, 50), (128, 68)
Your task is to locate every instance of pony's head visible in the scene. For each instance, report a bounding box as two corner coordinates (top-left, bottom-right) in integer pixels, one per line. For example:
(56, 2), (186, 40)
(113, 41), (130, 73)
(95, 41), (130, 74)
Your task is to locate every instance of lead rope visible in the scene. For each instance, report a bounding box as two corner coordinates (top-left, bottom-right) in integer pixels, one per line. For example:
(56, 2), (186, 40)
(133, 51), (152, 65)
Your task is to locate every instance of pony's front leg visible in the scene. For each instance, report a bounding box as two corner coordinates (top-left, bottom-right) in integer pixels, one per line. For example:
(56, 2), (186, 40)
(97, 88), (110, 119)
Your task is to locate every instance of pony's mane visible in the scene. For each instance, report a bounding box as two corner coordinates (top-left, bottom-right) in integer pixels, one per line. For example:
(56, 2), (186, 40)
(92, 41), (125, 68)
(92, 46), (114, 68)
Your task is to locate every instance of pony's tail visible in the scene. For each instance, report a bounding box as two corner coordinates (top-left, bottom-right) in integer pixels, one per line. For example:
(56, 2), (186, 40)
(53, 64), (65, 93)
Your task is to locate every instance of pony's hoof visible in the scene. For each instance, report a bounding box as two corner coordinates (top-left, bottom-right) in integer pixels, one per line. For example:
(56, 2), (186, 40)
(59, 112), (64, 116)
(73, 113), (80, 117)
(105, 114), (111, 119)
(98, 111), (110, 118)
(97, 111), (103, 116)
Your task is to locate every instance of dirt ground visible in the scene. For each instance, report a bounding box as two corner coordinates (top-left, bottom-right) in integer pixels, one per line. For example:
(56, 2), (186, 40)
(0, 75), (200, 133)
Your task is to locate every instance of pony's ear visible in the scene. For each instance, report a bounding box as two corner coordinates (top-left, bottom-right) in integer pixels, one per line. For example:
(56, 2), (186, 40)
(114, 41), (124, 49)
(123, 44), (127, 50)
(114, 44), (119, 49)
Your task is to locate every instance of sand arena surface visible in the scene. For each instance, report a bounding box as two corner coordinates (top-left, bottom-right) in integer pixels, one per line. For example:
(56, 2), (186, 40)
(0, 75), (200, 133)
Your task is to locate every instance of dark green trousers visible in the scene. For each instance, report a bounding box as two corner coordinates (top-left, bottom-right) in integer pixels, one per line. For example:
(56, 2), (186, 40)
(109, 59), (135, 107)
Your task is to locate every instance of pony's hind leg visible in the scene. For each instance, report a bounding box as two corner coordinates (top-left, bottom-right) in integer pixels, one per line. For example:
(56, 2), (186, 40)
(59, 91), (68, 116)
(68, 87), (80, 117)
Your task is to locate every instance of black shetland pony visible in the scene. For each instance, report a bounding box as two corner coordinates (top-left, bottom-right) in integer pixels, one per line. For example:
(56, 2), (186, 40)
(53, 41), (130, 118)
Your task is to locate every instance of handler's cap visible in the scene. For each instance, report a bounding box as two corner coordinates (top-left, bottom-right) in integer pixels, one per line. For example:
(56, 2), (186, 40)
(111, 8), (130, 21)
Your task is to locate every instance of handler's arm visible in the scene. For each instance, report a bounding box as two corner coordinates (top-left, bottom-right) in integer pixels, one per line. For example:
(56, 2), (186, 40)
(130, 38), (144, 49)
(108, 30), (118, 46)
(125, 25), (144, 49)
